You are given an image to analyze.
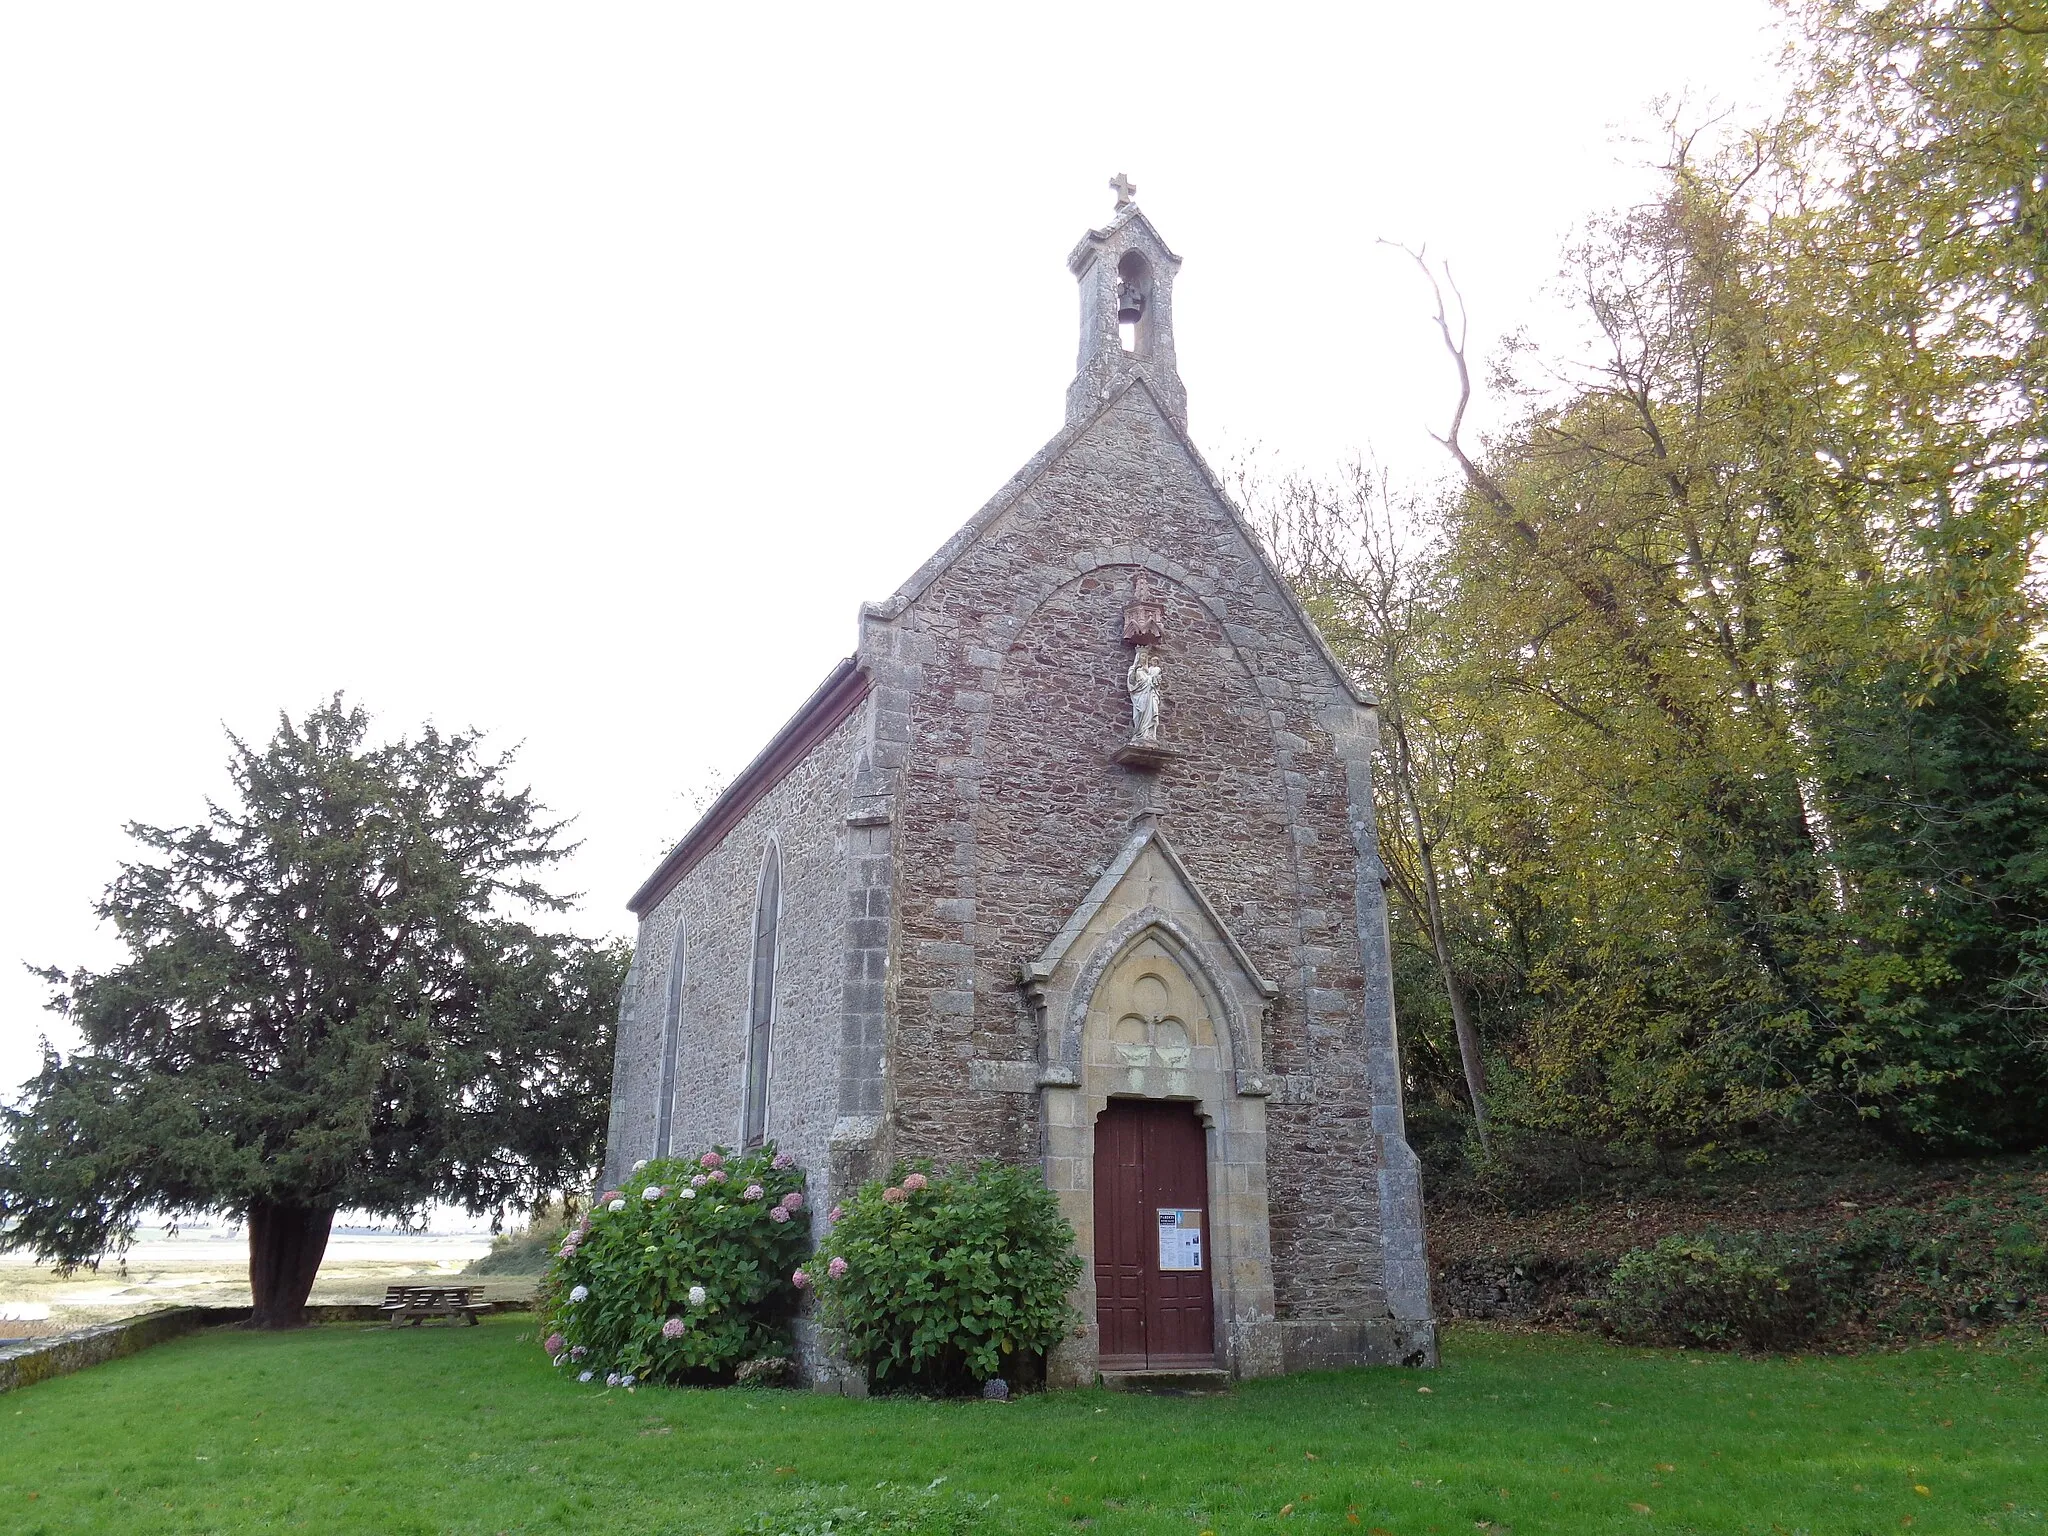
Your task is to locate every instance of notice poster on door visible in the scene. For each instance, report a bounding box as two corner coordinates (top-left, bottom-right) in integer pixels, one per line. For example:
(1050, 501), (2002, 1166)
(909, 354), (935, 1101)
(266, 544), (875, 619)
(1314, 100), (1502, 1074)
(1157, 1208), (1204, 1271)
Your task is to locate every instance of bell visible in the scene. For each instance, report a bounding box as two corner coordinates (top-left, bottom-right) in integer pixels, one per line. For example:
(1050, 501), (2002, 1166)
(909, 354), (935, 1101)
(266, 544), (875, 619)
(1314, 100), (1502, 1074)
(1116, 282), (1146, 326)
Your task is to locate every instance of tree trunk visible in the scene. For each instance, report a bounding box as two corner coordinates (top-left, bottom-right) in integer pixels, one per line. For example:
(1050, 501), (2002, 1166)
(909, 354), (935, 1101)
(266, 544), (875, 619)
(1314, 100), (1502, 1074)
(246, 1202), (335, 1329)
(1390, 711), (1490, 1143)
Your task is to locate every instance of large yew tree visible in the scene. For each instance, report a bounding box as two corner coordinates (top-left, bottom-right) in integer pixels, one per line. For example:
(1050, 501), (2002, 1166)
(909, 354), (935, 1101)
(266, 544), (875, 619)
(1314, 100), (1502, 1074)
(0, 699), (625, 1327)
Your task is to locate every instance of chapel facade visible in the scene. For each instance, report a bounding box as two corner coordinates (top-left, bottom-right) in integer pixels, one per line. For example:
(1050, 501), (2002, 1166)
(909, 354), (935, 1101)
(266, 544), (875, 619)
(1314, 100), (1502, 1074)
(603, 186), (1436, 1384)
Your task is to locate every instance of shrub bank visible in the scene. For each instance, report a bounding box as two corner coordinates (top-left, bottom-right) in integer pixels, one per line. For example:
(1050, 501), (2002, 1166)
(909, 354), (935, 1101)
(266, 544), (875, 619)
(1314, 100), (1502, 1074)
(1441, 1196), (2047, 1351)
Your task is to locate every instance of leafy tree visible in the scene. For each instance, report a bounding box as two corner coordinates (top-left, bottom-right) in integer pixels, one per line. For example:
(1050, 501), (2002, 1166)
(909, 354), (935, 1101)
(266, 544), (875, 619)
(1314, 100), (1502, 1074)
(1263, 0), (2048, 1162)
(1255, 460), (1495, 1141)
(0, 698), (626, 1326)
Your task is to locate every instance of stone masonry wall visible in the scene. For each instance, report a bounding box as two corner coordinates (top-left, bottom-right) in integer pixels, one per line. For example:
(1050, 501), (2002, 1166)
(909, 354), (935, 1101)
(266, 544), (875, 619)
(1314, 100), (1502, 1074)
(607, 705), (864, 1225)
(876, 385), (1406, 1333)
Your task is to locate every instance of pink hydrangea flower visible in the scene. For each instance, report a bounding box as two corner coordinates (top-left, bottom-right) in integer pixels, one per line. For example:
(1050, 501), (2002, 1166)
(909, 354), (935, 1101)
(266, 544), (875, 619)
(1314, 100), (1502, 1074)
(780, 1191), (804, 1212)
(544, 1332), (565, 1356)
(708, 1169), (727, 1184)
(690, 1173), (708, 1188)
(699, 1152), (724, 1170)
(599, 1191), (622, 1204)
(903, 1173), (928, 1192)
(570, 1345), (587, 1360)
(742, 1184), (765, 1201)
(882, 1186), (907, 1204)
(768, 1205), (790, 1223)
(772, 1151), (795, 1170)
(791, 1268), (811, 1290)
(827, 1256), (848, 1279)
(661, 1317), (687, 1340)
(828, 1204), (843, 1224)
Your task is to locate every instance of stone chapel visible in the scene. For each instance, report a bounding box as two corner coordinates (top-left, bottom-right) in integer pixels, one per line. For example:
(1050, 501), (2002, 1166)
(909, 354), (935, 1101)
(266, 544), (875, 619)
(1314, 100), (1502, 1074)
(603, 183), (1436, 1383)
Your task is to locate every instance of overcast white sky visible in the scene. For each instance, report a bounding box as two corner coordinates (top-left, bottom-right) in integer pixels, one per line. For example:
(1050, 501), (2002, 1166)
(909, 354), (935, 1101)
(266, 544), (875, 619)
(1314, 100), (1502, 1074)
(0, 2), (1784, 1092)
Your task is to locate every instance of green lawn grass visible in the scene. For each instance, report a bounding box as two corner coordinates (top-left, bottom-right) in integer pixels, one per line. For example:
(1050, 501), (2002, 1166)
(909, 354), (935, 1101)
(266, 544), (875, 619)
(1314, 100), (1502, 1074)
(2, 1319), (2041, 1535)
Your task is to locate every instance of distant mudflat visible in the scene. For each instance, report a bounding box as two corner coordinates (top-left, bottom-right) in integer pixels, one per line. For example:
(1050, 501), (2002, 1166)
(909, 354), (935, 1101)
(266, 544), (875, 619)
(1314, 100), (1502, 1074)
(0, 1226), (508, 1337)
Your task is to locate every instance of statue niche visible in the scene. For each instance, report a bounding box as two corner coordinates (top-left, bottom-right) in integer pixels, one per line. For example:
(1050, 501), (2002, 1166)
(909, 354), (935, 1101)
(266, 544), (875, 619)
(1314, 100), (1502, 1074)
(1112, 571), (1177, 770)
(1127, 647), (1162, 744)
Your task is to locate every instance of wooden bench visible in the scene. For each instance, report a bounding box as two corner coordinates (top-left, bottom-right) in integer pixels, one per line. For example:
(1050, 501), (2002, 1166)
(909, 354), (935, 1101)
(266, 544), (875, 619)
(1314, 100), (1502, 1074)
(380, 1284), (491, 1327)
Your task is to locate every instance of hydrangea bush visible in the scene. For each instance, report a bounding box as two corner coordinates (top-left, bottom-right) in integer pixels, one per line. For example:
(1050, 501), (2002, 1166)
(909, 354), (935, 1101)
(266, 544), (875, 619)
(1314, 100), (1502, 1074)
(810, 1159), (1082, 1393)
(537, 1145), (810, 1385)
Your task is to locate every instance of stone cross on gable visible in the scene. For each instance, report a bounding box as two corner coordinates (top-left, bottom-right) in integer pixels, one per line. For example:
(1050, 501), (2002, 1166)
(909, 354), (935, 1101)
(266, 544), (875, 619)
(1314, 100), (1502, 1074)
(1110, 172), (1137, 210)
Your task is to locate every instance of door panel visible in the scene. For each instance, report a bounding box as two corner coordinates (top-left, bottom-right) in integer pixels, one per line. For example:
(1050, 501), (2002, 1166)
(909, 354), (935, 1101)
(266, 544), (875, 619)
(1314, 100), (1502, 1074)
(1093, 1098), (1216, 1370)
(1093, 1103), (1148, 1368)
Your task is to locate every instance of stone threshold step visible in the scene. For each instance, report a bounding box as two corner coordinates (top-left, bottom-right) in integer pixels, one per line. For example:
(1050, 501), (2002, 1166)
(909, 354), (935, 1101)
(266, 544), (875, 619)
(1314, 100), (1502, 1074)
(1099, 1368), (1231, 1393)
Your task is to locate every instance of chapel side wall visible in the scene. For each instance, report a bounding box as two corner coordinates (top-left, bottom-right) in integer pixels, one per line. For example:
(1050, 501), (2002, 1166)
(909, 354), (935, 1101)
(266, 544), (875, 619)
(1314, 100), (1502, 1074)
(879, 390), (1407, 1346)
(604, 706), (864, 1211)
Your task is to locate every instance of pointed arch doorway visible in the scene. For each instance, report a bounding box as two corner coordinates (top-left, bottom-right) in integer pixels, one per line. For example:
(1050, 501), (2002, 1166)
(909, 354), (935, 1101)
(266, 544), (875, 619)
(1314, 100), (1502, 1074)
(1094, 1097), (1215, 1370)
(1027, 821), (1283, 1383)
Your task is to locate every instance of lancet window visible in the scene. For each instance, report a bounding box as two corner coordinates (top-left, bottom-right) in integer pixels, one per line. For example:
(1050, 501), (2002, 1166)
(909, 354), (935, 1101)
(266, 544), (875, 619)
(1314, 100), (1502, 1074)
(743, 844), (781, 1147)
(654, 918), (686, 1159)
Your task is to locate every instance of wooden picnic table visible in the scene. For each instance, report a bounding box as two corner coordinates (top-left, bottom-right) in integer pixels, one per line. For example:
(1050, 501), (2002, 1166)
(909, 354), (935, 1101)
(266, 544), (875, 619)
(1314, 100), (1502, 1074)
(380, 1284), (491, 1327)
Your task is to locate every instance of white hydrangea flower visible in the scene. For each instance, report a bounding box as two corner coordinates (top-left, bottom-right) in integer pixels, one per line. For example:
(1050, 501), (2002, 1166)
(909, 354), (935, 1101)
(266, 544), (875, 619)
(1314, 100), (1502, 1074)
(608, 1198), (626, 1212)
(568, 1285), (589, 1304)
(578, 1369), (594, 1383)
(642, 1186), (662, 1201)
(679, 1187), (697, 1200)
(631, 1159), (648, 1172)
(687, 1284), (708, 1307)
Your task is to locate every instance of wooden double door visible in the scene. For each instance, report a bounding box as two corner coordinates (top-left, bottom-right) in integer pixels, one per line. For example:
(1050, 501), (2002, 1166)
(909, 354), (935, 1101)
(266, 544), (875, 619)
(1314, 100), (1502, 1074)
(1093, 1098), (1216, 1370)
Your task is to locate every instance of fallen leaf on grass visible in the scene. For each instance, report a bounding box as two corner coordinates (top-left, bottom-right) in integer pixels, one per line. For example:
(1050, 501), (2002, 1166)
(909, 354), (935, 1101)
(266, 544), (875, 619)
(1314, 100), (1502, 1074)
(1654, 1463), (1674, 1473)
(1417, 1386), (1433, 1394)
(1914, 1486), (1930, 1496)
(1280, 1503), (1295, 1517)
(1629, 1503), (1652, 1515)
